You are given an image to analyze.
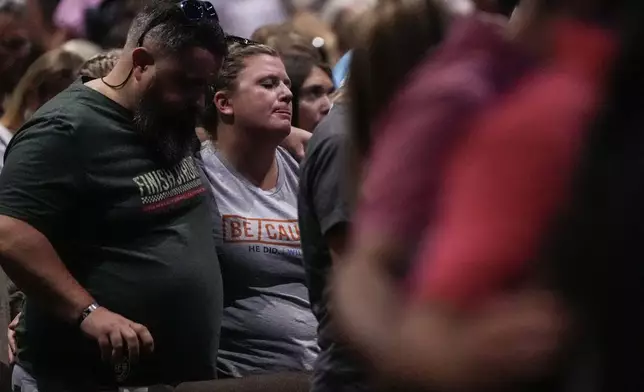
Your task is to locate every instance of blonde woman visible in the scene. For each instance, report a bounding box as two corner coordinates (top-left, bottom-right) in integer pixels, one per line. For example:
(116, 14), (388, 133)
(201, 42), (319, 378)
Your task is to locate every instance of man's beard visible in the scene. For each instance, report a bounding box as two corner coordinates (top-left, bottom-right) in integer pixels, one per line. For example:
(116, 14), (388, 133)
(133, 88), (201, 168)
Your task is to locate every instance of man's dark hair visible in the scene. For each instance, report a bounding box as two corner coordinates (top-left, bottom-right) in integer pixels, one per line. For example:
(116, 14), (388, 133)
(125, 0), (227, 58)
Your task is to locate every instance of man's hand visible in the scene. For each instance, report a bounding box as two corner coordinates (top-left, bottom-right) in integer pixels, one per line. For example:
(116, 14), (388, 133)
(7, 312), (20, 364)
(80, 307), (154, 364)
(281, 127), (312, 161)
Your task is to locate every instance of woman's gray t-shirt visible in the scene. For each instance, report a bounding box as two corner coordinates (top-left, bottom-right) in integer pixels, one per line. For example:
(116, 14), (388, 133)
(200, 142), (319, 377)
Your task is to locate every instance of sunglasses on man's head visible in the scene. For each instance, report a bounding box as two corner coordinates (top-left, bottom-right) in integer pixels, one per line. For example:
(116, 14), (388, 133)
(225, 35), (259, 46)
(137, 0), (220, 47)
(178, 0), (219, 22)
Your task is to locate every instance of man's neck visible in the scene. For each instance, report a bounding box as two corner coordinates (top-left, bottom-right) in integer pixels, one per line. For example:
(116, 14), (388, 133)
(84, 62), (137, 111)
(216, 125), (280, 190)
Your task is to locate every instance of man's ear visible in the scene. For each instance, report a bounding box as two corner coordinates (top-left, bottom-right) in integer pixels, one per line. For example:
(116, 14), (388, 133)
(214, 90), (234, 116)
(131, 47), (155, 82)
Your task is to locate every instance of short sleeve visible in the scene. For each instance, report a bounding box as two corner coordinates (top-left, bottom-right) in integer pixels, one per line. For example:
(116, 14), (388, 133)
(0, 116), (82, 238)
(194, 151), (224, 246)
(301, 115), (350, 236)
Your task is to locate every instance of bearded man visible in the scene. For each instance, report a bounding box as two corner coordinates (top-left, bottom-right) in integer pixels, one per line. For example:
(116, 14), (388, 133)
(0, 1), (230, 390)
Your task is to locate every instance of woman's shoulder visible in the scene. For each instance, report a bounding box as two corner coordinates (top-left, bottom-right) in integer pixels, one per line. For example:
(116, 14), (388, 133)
(276, 146), (300, 174)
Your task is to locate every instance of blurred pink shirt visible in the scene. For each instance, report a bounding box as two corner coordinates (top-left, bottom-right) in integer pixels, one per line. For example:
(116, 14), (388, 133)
(354, 15), (532, 255)
(413, 18), (617, 307)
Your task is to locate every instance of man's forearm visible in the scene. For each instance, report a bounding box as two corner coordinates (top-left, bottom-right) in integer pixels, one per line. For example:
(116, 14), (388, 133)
(0, 216), (94, 324)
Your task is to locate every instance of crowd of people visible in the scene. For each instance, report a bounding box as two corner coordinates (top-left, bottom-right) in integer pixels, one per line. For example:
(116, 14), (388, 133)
(0, 0), (642, 391)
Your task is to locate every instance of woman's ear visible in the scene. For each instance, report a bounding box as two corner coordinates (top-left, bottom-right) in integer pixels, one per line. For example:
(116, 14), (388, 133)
(214, 90), (234, 116)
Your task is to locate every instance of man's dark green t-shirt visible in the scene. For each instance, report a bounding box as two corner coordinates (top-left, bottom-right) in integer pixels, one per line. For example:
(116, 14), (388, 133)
(0, 79), (223, 388)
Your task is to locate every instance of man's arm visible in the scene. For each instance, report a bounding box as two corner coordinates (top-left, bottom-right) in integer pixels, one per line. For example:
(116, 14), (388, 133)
(0, 216), (93, 323)
(301, 109), (351, 261)
(282, 126), (312, 162)
(0, 118), (153, 362)
(0, 118), (94, 323)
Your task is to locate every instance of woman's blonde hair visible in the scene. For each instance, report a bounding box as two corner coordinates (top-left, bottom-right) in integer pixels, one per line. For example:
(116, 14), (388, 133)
(78, 49), (122, 79)
(1, 48), (84, 130)
(202, 43), (281, 134)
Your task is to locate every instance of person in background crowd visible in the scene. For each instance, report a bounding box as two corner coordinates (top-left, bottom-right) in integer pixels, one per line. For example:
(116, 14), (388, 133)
(60, 39), (102, 61)
(53, 0), (101, 39)
(299, 1), (447, 391)
(321, 0), (375, 57)
(0, 48), (84, 168)
(250, 23), (284, 43)
(0, 1), (228, 390)
(0, 0), (36, 114)
(84, 0), (142, 49)
(281, 53), (334, 132)
(24, 0), (69, 51)
(206, 0), (289, 40)
(201, 42), (319, 379)
(289, 10), (339, 65)
(77, 48), (121, 79)
(255, 28), (323, 61)
(332, 50), (351, 88)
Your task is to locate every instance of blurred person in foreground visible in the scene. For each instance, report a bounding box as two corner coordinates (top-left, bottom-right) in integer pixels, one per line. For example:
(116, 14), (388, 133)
(0, 1), (228, 390)
(298, 0), (448, 391)
(282, 53), (334, 132)
(333, 0), (620, 390)
(201, 42), (319, 379)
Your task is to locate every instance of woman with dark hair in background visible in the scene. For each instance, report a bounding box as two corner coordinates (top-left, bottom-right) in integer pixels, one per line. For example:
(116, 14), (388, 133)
(281, 53), (334, 132)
